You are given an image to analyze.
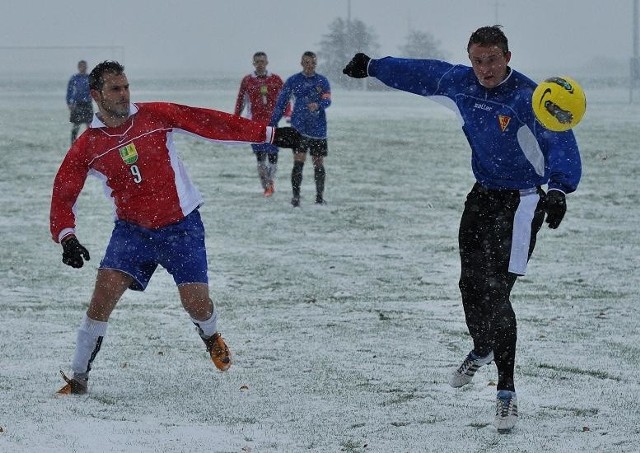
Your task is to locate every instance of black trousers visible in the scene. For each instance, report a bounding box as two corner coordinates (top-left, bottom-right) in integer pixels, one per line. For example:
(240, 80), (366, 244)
(458, 183), (545, 391)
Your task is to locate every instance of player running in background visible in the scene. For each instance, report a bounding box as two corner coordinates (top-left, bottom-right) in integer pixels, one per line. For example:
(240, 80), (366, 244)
(51, 60), (300, 395)
(234, 51), (290, 197)
(270, 51), (331, 207)
(66, 60), (94, 144)
(343, 26), (581, 432)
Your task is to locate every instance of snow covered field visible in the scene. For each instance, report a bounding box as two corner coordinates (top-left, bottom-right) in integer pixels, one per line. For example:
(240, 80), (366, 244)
(1, 76), (639, 452)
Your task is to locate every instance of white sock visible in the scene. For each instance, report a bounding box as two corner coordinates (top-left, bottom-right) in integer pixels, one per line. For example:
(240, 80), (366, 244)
(257, 162), (269, 189)
(269, 163), (278, 182)
(192, 311), (218, 339)
(71, 313), (108, 378)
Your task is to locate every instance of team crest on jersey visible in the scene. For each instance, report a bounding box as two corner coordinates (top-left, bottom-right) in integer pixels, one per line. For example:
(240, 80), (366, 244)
(498, 115), (511, 132)
(119, 143), (138, 165)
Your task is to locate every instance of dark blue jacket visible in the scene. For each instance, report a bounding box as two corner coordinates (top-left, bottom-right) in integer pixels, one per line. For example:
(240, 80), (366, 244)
(368, 57), (581, 193)
(66, 73), (91, 105)
(270, 72), (331, 139)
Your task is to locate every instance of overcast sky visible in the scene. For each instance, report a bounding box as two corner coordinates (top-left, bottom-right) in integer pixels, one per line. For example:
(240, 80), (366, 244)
(1, 0), (636, 78)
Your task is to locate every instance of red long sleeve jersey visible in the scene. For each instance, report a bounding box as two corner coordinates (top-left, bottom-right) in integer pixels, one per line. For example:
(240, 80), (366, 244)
(50, 102), (274, 242)
(234, 72), (290, 122)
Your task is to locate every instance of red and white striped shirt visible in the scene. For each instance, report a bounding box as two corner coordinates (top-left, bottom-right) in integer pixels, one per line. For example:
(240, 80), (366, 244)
(50, 102), (274, 242)
(234, 72), (290, 123)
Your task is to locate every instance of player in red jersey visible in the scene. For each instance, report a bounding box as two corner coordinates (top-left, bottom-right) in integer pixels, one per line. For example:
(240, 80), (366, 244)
(234, 52), (290, 197)
(51, 60), (300, 395)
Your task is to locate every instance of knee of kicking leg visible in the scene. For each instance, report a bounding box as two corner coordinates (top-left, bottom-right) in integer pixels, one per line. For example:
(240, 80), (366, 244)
(459, 270), (487, 295)
(493, 302), (517, 330)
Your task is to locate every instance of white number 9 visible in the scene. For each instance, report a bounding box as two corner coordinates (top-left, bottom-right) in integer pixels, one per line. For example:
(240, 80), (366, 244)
(130, 165), (143, 183)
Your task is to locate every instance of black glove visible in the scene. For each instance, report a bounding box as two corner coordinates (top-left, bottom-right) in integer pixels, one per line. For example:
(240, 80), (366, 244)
(61, 236), (90, 268)
(273, 127), (301, 149)
(343, 53), (371, 78)
(544, 190), (566, 229)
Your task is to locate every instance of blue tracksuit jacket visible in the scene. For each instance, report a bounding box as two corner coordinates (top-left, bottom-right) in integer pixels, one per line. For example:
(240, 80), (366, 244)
(368, 57), (581, 193)
(66, 73), (92, 105)
(270, 72), (331, 139)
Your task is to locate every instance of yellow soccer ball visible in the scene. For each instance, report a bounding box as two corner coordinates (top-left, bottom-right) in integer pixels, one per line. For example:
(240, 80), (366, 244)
(532, 76), (586, 131)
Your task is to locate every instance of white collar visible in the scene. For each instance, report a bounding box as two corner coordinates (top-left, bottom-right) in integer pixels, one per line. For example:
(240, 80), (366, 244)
(90, 102), (138, 129)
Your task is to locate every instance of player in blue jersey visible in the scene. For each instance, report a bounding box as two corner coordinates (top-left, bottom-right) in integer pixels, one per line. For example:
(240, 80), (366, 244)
(343, 26), (582, 433)
(270, 51), (331, 207)
(66, 60), (94, 144)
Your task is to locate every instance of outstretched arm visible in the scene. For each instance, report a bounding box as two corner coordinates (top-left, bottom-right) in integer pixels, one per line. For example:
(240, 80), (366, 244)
(344, 53), (455, 97)
(149, 102), (302, 149)
(343, 53), (371, 78)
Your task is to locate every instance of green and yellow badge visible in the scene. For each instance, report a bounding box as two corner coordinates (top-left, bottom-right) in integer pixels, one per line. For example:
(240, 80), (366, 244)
(119, 143), (138, 165)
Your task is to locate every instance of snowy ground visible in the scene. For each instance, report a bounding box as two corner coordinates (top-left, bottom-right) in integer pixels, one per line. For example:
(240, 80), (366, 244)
(1, 77), (639, 452)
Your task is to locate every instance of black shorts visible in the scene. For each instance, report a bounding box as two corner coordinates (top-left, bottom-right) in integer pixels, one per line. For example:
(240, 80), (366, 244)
(295, 137), (328, 157)
(70, 102), (94, 124)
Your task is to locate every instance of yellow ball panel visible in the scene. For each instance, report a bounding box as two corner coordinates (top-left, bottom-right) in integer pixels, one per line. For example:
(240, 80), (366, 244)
(532, 76), (587, 131)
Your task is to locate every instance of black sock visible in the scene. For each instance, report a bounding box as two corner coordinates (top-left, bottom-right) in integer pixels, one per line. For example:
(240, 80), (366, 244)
(292, 161), (304, 198)
(314, 165), (325, 198)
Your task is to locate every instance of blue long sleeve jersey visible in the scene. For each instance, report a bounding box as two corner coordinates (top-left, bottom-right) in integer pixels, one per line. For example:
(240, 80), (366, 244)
(368, 57), (581, 193)
(66, 73), (91, 105)
(270, 72), (331, 139)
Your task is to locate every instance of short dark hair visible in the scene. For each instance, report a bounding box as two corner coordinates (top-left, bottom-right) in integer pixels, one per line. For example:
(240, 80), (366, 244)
(467, 25), (509, 54)
(89, 60), (125, 91)
(253, 51), (267, 59)
(302, 51), (316, 59)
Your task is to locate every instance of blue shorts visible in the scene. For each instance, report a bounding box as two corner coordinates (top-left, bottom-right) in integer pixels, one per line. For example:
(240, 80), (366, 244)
(100, 210), (208, 291)
(251, 142), (279, 154)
